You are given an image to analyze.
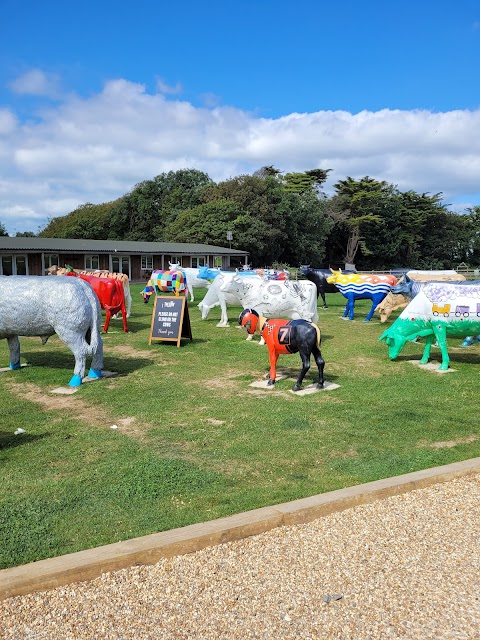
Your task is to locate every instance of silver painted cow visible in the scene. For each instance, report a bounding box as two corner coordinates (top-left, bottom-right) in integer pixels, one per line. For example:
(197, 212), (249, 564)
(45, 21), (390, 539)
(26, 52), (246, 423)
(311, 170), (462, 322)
(0, 276), (104, 386)
(380, 282), (480, 370)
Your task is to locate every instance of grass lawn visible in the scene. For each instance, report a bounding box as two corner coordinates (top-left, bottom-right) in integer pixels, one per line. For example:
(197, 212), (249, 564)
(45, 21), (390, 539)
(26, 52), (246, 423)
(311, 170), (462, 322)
(1, 284), (479, 569)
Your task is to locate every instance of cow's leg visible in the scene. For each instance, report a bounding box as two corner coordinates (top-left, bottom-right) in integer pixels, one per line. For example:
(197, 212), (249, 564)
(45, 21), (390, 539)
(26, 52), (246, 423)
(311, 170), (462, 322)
(419, 334), (435, 365)
(319, 288), (327, 309)
(346, 296), (355, 320)
(217, 293), (229, 327)
(267, 348), (279, 385)
(312, 344), (325, 389)
(121, 303), (128, 332)
(364, 299), (378, 322)
(432, 325), (449, 370)
(293, 349), (310, 391)
(7, 336), (21, 369)
(342, 300), (349, 318)
(103, 309), (111, 333)
(55, 328), (88, 386)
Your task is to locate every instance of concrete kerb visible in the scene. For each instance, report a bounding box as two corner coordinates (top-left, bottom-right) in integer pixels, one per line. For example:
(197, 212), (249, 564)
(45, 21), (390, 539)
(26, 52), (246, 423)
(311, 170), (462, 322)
(1, 457), (479, 601)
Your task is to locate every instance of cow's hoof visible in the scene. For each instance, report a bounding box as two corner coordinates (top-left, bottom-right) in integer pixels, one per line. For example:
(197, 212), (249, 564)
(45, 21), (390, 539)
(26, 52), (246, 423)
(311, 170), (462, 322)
(316, 383), (324, 389)
(265, 373), (270, 379)
(267, 379), (275, 386)
(9, 362), (21, 370)
(68, 374), (83, 387)
(292, 385), (300, 392)
(88, 368), (103, 379)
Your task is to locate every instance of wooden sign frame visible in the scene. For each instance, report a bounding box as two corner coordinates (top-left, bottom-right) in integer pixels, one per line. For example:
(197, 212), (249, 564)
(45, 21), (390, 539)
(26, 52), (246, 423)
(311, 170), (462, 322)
(148, 296), (193, 347)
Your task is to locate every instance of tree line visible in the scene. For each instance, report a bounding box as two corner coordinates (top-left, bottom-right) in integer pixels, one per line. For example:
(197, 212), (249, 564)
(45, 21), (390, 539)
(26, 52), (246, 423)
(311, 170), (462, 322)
(5, 168), (480, 270)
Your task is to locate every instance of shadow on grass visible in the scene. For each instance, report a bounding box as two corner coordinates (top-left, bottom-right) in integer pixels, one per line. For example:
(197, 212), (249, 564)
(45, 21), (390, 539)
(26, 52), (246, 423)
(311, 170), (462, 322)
(394, 351), (480, 366)
(0, 430), (48, 451)
(19, 350), (154, 376)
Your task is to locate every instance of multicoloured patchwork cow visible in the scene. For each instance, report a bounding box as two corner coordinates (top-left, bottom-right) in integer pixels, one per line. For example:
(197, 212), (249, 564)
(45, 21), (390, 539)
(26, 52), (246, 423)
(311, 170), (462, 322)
(327, 269), (397, 321)
(141, 270), (187, 302)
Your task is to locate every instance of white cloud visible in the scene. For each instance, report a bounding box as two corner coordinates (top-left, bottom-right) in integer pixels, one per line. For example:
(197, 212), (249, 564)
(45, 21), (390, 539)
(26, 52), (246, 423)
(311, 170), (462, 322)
(156, 78), (183, 95)
(8, 69), (62, 99)
(2, 74), (480, 233)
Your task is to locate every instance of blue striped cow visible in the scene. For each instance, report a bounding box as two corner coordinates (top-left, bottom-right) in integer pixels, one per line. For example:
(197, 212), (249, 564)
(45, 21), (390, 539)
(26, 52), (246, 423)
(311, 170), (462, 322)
(327, 270), (397, 322)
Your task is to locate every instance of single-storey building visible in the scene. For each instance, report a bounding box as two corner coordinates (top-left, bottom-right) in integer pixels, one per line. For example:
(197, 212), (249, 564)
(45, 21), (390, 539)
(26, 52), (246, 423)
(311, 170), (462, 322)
(0, 238), (249, 281)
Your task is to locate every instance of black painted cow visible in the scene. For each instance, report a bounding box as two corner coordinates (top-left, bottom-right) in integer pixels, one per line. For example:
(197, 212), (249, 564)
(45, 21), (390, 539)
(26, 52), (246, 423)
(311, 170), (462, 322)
(298, 266), (336, 308)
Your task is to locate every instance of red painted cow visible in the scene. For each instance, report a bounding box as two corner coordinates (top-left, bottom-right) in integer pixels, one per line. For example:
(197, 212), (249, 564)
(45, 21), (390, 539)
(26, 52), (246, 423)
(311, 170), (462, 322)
(64, 271), (128, 333)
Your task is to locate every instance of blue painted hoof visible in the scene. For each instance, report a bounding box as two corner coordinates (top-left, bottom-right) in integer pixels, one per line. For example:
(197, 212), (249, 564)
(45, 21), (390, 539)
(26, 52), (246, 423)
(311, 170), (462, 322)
(461, 340), (471, 347)
(87, 368), (103, 379)
(9, 362), (21, 370)
(68, 374), (83, 387)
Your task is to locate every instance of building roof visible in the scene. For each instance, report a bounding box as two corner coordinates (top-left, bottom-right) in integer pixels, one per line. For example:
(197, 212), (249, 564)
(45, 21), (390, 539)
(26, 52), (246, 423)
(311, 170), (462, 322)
(0, 237), (248, 255)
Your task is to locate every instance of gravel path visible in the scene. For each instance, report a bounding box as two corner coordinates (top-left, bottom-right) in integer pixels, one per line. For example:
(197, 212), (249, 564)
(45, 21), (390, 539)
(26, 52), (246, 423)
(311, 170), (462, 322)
(1, 474), (479, 640)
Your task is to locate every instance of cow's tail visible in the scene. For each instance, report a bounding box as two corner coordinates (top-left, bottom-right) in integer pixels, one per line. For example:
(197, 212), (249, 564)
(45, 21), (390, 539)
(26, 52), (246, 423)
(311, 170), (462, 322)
(312, 322), (321, 348)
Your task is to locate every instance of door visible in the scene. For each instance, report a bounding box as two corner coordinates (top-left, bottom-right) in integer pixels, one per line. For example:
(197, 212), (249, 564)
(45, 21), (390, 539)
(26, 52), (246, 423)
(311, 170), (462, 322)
(111, 255), (131, 279)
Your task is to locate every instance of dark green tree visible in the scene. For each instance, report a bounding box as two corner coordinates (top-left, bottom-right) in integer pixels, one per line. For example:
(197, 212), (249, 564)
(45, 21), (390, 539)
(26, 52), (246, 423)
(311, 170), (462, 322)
(39, 202), (117, 239)
(108, 169), (212, 240)
(325, 177), (392, 267)
(0, 222), (8, 236)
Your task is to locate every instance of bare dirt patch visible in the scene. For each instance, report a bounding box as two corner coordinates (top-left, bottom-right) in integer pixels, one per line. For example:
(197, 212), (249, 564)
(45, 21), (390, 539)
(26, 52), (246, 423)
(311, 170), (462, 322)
(418, 435), (479, 449)
(4, 380), (149, 440)
(329, 446), (359, 459)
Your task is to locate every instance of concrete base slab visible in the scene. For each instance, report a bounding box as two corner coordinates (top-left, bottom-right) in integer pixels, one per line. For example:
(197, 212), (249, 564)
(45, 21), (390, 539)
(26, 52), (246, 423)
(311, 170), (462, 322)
(82, 371), (118, 383)
(291, 381), (340, 395)
(1, 457), (478, 601)
(408, 360), (456, 373)
(0, 364), (30, 373)
(249, 375), (288, 388)
(50, 386), (78, 395)
(216, 322), (230, 328)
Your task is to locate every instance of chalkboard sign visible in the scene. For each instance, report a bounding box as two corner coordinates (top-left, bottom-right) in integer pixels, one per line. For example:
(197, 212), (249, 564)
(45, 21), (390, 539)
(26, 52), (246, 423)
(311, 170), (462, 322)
(149, 296), (193, 347)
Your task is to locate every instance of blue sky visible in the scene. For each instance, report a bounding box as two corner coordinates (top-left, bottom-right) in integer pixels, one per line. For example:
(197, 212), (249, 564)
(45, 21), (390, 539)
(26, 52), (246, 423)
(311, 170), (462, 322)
(1, 0), (480, 234)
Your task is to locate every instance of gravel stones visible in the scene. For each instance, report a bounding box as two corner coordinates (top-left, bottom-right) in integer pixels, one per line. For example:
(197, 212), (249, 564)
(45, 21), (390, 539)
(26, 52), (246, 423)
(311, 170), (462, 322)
(1, 475), (479, 639)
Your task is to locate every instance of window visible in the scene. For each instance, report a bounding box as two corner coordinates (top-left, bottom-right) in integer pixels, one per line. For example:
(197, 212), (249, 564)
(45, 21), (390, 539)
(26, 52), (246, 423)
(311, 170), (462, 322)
(85, 255), (99, 270)
(1, 255), (28, 275)
(44, 254), (59, 271)
(170, 256), (183, 268)
(191, 256), (206, 268)
(141, 255), (153, 271)
(213, 256), (222, 268)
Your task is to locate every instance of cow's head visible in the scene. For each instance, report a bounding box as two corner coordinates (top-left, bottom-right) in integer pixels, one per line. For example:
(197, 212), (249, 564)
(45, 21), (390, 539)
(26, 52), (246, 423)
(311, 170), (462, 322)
(379, 327), (410, 360)
(326, 268), (341, 284)
(239, 308), (260, 335)
(391, 275), (411, 295)
(141, 284), (155, 303)
(299, 265), (310, 275)
(219, 272), (237, 292)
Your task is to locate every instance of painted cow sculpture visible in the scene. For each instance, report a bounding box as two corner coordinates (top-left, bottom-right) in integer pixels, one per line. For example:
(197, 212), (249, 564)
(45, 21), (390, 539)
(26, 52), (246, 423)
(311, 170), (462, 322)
(376, 272), (469, 323)
(141, 270), (187, 302)
(0, 276), (104, 386)
(239, 309), (324, 391)
(64, 271), (128, 333)
(168, 263), (211, 302)
(299, 265), (338, 308)
(379, 282), (480, 370)
(221, 272), (319, 339)
(327, 269), (397, 321)
(197, 267), (261, 327)
(49, 266), (132, 318)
